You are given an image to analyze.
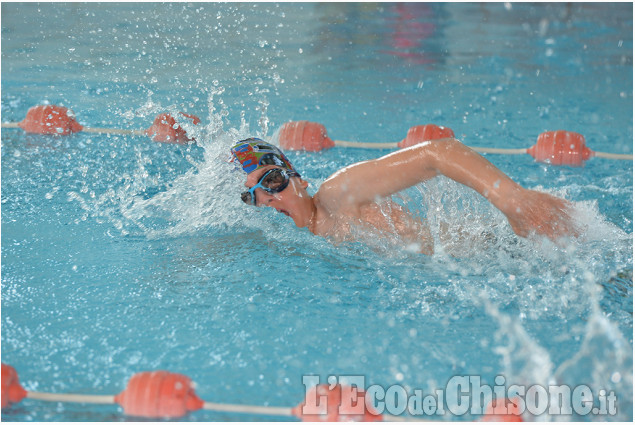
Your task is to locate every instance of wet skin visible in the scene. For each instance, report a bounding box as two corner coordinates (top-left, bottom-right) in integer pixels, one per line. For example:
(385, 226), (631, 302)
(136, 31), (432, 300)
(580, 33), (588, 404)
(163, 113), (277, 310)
(242, 138), (577, 254)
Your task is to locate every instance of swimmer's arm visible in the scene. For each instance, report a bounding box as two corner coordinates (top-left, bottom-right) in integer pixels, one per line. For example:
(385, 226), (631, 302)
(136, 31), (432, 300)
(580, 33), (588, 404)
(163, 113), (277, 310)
(320, 138), (518, 209)
(319, 138), (575, 239)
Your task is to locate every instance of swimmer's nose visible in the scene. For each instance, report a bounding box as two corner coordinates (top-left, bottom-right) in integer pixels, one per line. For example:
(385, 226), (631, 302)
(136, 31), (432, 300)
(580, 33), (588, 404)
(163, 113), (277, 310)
(255, 191), (275, 207)
(260, 192), (284, 208)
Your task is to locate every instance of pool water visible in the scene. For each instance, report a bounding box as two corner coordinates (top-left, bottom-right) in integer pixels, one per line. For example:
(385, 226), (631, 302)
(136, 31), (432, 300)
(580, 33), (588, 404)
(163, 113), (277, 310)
(1, 2), (633, 422)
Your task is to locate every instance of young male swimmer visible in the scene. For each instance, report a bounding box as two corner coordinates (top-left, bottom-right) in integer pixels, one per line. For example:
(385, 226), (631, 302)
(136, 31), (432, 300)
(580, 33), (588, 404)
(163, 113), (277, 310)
(229, 137), (576, 255)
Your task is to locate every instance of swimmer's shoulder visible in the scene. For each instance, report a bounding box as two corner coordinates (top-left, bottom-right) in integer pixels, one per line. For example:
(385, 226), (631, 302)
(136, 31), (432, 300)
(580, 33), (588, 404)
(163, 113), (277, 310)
(315, 180), (360, 218)
(316, 163), (372, 213)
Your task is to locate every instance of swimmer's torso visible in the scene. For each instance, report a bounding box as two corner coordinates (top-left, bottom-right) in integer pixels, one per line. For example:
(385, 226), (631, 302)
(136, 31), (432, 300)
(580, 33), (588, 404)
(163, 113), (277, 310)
(312, 196), (434, 255)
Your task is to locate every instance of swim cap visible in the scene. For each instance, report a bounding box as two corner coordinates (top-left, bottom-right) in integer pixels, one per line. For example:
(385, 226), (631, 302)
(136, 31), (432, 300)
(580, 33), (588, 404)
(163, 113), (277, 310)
(229, 138), (299, 175)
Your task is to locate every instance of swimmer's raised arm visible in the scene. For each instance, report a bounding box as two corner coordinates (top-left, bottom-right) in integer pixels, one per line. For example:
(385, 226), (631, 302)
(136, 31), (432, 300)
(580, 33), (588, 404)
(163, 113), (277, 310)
(319, 138), (518, 208)
(318, 138), (576, 240)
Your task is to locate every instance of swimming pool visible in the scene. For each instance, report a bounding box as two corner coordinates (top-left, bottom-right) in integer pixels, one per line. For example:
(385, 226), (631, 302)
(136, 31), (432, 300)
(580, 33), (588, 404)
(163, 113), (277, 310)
(1, 2), (632, 421)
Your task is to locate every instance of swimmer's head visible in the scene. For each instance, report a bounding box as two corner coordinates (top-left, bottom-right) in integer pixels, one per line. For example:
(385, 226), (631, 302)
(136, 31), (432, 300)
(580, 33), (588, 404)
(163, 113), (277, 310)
(229, 138), (299, 176)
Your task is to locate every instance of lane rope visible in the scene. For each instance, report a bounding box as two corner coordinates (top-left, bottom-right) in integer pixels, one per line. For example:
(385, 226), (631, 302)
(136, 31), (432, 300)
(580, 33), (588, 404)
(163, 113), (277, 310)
(332, 139), (531, 155)
(1, 105), (197, 144)
(277, 120), (633, 166)
(2, 104), (631, 165)
(1, 363), (522, 421)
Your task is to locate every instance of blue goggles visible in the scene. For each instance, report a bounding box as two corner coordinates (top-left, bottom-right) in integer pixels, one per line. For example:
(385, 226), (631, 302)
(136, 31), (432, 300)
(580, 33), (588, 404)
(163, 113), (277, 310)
(241, 168), (300, 206)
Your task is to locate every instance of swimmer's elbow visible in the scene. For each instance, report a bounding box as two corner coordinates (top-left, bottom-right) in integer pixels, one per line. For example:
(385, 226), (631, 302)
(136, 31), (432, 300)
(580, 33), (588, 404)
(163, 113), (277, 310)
(430, 137), (464, 151)
(409, 137), (464, 173)
(410, 137), (464, 157)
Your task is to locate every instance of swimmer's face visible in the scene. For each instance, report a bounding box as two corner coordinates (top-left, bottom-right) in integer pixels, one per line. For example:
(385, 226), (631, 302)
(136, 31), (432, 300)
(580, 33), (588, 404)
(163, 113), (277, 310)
(244, 165), (310, 226)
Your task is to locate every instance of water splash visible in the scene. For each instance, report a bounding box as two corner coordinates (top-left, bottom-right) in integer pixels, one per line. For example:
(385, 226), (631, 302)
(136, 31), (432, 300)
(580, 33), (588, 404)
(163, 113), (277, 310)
(554, 310), (633, 421)
(483, 300), (633, 422)
(68, 85), (283, 239)
(485, 300), (555, 422)
(61, 85), (632, 423)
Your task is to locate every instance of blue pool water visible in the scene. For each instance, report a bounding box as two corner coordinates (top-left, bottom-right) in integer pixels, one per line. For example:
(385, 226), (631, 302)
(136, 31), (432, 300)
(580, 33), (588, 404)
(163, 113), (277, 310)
(1, 2), (633, 421)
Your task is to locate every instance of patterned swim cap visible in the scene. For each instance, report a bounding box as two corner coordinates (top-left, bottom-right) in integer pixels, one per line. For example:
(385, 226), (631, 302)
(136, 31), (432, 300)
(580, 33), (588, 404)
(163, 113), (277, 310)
(229, 138), (299, 175)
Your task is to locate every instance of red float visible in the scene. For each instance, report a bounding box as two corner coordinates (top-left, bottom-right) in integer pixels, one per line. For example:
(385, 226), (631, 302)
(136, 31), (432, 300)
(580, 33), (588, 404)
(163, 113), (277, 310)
(292, 384), (382, 422)
(1, 363), (27, 409)
(145, 113), (200, 144)
(527, 130), (592, 166)
(114, 371), (204, 418)
(278, 121), (335, 152)
(397, 124), (455, 148)
(480, 398), (523, 422)
(18, 105), (83, 135)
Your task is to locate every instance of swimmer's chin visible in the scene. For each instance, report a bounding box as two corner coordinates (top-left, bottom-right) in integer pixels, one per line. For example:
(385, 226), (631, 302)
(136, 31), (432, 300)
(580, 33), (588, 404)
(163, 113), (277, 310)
(276, 208), (300, 226)
(278, 209), (311, 230)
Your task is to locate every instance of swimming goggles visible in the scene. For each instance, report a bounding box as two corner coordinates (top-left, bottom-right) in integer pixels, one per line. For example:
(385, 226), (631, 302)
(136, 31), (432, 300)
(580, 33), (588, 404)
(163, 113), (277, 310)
(241, 168), (300, 206)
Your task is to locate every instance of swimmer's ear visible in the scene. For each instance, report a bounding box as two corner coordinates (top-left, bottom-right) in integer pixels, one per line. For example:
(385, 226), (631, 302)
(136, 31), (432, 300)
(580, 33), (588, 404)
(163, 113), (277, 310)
(296, 177), (309, 190)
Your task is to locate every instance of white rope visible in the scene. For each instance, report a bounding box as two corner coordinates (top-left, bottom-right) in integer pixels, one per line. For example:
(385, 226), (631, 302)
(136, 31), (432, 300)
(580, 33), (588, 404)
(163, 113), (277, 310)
(23, 390), (431, 420)
(82, 127), (147, 136)
(3, 121), (632, 160)
(1, 122), (147, 136)
(334, 140), (399, 149)
(594, 151), (633, 160)
(26, 391), (116, 405)
(202, 401), (293, 417)
(469, 146), (527, 155)
(26, 390), (294, 417)
(335, 139), (529, 155)
(335, 138), (633, 160)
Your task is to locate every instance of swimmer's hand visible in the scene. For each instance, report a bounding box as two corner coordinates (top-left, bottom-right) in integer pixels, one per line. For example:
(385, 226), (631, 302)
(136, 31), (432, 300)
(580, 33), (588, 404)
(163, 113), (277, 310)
(501, 187), (578, 241)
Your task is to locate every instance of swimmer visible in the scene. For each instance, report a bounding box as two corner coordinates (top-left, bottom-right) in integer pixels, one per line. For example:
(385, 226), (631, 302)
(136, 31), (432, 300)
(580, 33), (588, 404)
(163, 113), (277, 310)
(229, 137), (576, 254)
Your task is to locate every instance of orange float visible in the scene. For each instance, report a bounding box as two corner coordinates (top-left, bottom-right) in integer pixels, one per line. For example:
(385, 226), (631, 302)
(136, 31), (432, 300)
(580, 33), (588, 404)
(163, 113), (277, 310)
(527, 130), (592, 166)
(1, 363), (27, 409)
(114, 370), (204, 418)
(292, 384), (382, 422)
(278, 120), (335, 152)
(145, 112), (200, 144)
(18, 105), (83, 135)
(397, 124), (455, 148)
